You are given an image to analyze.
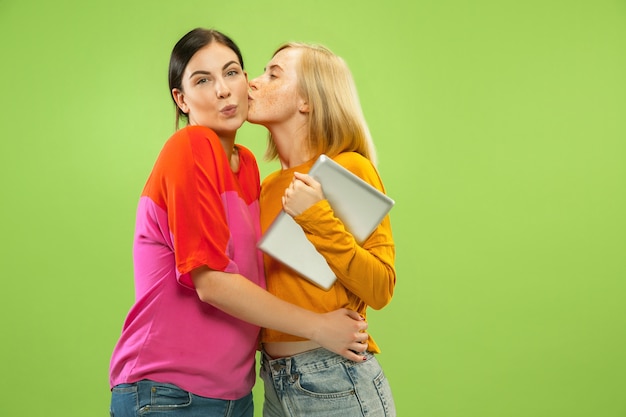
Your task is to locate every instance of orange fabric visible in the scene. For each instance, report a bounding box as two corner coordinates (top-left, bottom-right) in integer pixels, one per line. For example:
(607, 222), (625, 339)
(141, 125), (262, 288)
(260, 152), (396, 353)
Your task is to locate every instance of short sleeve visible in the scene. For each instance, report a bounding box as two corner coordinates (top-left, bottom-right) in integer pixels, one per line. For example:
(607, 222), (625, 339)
(142, 126), (237, 288)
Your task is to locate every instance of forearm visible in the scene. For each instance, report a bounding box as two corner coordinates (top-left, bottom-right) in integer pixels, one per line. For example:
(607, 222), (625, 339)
(190, 266), (369, 360)
(192, 266), (320, 339)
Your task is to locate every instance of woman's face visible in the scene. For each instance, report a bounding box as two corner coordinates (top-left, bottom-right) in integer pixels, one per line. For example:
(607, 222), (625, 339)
(173, 42), (248, 138)
(247, 47), (307, 127)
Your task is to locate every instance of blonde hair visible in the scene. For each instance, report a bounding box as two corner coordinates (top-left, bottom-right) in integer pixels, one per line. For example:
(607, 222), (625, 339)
(264, 42), (377, 165)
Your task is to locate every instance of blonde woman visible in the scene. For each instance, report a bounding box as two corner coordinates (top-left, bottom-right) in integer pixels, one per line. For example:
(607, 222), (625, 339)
(248, 43), (396, 417)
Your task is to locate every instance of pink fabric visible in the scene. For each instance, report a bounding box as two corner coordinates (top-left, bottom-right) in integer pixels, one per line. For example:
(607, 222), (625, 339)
(110, 126), (265, 399)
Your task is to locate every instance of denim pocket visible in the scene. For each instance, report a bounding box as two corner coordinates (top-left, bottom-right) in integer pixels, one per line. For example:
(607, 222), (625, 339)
(294, 364), (355, 399)
(110, 384), (139, 417)
(138, 383), (192, 413)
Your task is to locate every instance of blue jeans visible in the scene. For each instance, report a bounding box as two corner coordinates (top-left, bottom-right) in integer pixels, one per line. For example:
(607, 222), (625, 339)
(261, 348), (396, 417)
(110, 380), (253, 417)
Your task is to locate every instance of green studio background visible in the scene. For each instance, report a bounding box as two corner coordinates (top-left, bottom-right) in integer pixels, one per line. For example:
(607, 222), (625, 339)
(1, 0), (625, 416)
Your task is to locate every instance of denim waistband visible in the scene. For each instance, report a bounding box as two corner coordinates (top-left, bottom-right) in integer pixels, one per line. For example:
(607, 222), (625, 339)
(113, 380), (186, 396)
(261, 348), (373, 376)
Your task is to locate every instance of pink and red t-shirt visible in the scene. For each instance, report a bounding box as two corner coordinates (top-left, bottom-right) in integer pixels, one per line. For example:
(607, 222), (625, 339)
(109, 125), (265, 400)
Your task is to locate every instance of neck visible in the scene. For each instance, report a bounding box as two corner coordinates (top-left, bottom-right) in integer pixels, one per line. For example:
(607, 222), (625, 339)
(201, 127), (238, 171)
(269, 122), (313, 170)
(220, 138), (236, 160)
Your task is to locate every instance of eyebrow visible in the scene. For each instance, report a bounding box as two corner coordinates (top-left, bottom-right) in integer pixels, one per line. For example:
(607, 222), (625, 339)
(264, 63), (283, 73)
(188, 60), (240, 79)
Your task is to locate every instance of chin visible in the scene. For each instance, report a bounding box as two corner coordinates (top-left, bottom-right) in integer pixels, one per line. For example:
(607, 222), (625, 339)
(218, 121), (245, 136)
(226, 114), (246, 126)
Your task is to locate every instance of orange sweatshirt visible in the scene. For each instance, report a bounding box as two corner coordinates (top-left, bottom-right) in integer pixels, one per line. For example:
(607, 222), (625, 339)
(259, 152), (396, 353)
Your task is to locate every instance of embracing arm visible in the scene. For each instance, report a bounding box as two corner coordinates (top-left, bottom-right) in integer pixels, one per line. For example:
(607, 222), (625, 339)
(191, 266), (369, 361)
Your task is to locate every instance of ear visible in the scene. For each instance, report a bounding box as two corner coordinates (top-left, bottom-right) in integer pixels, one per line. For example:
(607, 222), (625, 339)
(297, 91), (310, 113)
(172, 88), (189, 114)
(298, 101), (310, 114)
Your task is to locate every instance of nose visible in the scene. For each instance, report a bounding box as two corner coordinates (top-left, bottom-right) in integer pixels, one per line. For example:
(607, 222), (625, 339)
(216, 79), (231, 99)
(248, 77), (259, 91)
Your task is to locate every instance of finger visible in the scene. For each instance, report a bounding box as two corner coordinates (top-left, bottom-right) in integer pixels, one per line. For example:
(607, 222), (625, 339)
(281, 196), (293, 216)
(293, 171), (318, 187)
(341, 349), (368, 362)
(290, 176), (299, 189)
(359, 320), (369, 331)
(344, 309), (365, 322)
(292, 178), (310, 192)
(353, 340), (369, 353)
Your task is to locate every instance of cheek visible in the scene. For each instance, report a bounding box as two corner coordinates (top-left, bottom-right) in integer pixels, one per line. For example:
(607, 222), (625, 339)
(188, 99), (213, 116)
(263, 87), (294, 113)
(263, 95), (281, 112)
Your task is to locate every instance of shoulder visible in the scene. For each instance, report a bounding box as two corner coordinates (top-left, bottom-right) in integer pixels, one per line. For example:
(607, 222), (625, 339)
(333, 152), (379, 180)
(261, 169), (281, 187)
(160, 126), (219, 156)
(181, 125), (219, 141)
(152, 126), (225, 183)
(332, 152), (387, 192)
(165, 125), (218, 143)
